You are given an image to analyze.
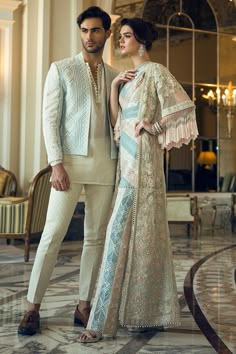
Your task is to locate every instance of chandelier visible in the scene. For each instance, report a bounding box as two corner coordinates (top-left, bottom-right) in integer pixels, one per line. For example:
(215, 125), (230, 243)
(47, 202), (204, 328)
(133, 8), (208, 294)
(203, 81), (236, 138)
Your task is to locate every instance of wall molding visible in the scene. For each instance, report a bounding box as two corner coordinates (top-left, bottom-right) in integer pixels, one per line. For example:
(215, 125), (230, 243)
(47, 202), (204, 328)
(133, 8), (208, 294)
(0, 0), (22, 10)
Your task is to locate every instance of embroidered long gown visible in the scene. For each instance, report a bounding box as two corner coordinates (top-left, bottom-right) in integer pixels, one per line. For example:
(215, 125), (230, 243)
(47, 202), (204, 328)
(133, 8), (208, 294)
(86, 62), (198, 336)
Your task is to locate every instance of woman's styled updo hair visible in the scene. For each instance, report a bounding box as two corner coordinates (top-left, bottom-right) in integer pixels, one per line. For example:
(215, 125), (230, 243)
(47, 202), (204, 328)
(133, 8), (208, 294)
(120, 17), (158, 51)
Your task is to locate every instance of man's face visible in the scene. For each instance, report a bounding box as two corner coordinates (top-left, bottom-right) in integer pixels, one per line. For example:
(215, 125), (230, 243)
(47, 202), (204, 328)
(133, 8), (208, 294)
(80, 18), (111, 54)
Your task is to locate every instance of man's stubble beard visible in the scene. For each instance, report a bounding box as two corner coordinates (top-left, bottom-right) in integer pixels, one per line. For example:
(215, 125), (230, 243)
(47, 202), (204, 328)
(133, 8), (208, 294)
(82, 41), (106, 54)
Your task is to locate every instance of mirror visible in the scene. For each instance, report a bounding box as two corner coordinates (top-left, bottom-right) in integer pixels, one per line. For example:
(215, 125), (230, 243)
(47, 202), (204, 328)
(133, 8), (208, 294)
(146, 4), (218, 192)
(111, 0), (236, 192)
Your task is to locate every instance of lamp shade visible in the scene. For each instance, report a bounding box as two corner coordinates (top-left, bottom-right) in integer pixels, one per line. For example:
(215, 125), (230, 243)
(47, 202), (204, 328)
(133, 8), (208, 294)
(197, 151), (217, 165)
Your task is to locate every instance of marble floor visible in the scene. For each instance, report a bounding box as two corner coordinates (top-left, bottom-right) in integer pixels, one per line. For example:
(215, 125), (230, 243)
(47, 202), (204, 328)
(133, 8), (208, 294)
(0, 226), (236, 354)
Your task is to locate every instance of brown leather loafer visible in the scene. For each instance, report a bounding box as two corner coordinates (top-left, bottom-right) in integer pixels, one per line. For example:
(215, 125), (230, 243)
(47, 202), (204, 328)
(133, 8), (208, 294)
(74, 305), (90, 327)
(18, 310), (40, 335)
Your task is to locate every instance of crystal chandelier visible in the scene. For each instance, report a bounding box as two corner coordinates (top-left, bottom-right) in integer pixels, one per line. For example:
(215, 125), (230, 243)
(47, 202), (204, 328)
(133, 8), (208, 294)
(203, 82), (236, 138)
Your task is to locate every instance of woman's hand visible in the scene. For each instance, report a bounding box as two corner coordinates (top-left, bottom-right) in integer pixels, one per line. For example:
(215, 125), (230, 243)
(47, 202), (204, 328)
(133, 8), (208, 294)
(110, 70), (137, 127)
(112, 69), (137, 88)
(134, 120), (153, 137)
(51, 163), (70, 191)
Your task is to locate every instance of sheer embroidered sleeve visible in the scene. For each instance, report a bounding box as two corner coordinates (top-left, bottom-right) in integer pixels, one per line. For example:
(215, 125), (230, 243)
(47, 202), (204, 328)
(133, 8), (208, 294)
(42, 63), (63, 164)
(154, 64), (198, 150)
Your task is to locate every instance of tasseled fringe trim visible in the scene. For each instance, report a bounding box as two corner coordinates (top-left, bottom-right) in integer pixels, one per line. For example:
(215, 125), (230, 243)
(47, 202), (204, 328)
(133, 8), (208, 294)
(114, 127), (120, 146)
(120, 320), (181, 329)
(113, 109), (121, 146)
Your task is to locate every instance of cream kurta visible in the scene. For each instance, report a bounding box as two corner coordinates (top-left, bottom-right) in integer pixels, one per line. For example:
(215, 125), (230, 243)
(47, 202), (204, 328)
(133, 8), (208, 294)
(63, 63), (116, 185)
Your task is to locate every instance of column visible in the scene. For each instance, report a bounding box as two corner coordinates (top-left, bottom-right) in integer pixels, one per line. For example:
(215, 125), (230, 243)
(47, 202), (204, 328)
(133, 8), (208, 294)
(0, 0), (22, 176)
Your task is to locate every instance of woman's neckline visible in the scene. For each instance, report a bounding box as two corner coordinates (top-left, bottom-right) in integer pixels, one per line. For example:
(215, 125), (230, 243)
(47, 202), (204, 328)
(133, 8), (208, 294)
(135, 61), (151, 69)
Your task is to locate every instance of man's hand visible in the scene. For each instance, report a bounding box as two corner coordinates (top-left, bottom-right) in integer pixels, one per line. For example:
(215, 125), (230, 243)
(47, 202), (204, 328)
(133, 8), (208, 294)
(51, 163), (70, 191)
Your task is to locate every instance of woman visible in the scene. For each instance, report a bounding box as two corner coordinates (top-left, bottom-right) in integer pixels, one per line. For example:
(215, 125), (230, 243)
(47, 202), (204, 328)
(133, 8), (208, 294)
(79, 17), (198, 343)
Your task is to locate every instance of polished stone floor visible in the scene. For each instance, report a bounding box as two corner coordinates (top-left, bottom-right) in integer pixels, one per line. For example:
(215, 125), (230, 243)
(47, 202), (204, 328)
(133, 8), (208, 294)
(0, 226), (236, 354)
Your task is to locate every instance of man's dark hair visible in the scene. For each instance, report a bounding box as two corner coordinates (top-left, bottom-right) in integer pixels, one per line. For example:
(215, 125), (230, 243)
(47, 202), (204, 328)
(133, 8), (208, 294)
(77, 6), (111, 31)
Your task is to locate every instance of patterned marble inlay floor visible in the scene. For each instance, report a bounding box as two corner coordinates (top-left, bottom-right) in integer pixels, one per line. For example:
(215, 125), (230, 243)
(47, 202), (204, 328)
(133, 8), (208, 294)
(0, 228), (235, 354)
(192, 245), (236, 353)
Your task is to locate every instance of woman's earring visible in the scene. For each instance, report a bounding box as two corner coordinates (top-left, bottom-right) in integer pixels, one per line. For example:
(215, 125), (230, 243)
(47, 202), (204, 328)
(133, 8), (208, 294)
(138, 44), (145, 57)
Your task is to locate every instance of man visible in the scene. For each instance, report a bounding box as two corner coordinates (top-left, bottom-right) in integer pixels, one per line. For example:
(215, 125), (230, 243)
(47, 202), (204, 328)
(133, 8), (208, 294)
(18, 6), (118, 335)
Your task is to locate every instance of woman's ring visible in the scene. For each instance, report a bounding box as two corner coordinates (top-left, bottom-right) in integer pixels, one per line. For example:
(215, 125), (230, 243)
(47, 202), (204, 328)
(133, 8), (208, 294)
(119, 71), (127, 79)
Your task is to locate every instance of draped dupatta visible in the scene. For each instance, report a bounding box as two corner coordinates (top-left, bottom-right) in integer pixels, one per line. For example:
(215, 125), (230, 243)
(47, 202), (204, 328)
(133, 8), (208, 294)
(103, 63), (198, 336)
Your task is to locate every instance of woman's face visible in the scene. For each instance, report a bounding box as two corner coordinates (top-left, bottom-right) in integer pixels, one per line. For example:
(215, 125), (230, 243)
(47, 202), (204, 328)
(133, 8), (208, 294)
(119, 25), (140, 56)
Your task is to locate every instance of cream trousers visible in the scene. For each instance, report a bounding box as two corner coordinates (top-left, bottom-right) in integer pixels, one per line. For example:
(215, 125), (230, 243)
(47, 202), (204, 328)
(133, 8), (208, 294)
(27, 183), (114, 304)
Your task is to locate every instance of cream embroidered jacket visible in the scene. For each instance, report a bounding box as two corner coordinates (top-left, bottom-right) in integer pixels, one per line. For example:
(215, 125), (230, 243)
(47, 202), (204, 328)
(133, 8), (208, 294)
(42, 52), (118, 165)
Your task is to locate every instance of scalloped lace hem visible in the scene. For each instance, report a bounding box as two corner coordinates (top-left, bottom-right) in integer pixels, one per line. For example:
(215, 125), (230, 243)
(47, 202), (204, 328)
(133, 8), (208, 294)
(158, 118), (198, 151)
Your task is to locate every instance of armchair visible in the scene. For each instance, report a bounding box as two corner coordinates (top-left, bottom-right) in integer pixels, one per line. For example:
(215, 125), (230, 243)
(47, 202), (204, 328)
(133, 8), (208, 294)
(166, 195), (198, 239)
(0, 166), (17, 196)
(0, 165), (52, 261)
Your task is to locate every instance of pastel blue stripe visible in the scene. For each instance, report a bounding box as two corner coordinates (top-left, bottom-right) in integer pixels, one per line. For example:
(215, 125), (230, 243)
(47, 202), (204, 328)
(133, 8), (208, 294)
(120, 131), (137, 158)
(122, 105), (139, 119)
(120, 84), (129, 97)
(88, 188), (135, 332)
(119, 177), (134, 188)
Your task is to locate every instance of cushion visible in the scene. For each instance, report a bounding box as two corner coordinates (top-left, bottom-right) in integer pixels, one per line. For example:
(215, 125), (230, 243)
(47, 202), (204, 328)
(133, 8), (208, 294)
(0, 172), (8, 195)
(0, 200), (29, 233)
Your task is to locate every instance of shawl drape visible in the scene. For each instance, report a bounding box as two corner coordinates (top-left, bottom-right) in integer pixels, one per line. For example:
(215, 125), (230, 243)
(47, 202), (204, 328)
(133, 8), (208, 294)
(104, 63), (198, 336)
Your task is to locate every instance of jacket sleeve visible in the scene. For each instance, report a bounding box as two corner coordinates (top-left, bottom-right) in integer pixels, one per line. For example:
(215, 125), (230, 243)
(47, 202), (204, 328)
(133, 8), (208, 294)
(155, 65), (198, 150)
(42, 63), (63, 164)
